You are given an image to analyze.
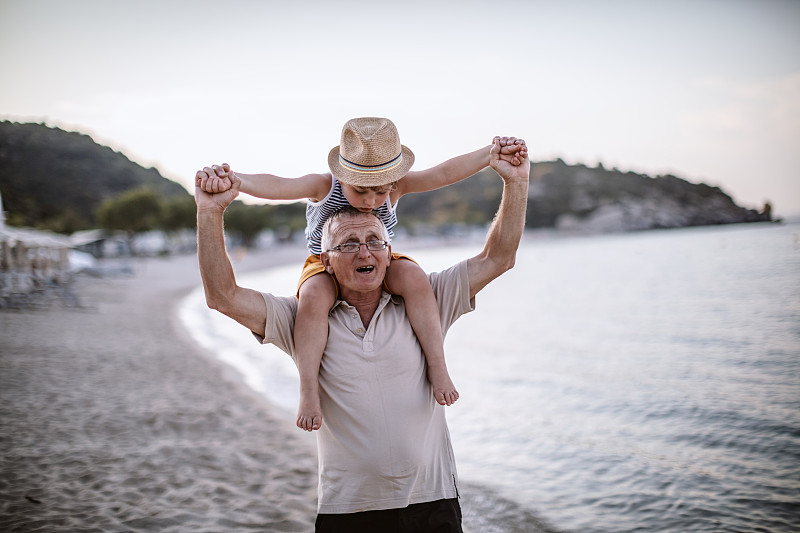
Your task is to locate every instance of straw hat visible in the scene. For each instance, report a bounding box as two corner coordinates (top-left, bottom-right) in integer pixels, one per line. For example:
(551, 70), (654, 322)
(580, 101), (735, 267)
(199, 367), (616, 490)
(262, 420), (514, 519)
(328, 117), (415, 187)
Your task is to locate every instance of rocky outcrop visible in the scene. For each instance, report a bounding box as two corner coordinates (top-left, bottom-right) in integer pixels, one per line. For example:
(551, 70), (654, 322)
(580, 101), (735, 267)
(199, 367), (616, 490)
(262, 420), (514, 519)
(527, 160), (771, 233)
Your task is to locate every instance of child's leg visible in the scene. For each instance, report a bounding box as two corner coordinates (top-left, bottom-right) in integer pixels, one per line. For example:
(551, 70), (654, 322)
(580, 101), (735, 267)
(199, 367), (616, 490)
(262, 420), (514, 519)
(295, 272), (337, 431)
(386, 259), (459, 406)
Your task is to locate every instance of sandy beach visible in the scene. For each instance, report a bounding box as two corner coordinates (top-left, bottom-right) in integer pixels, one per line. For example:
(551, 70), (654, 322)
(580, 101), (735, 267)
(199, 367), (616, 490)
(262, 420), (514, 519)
(0, 247), (320, 532)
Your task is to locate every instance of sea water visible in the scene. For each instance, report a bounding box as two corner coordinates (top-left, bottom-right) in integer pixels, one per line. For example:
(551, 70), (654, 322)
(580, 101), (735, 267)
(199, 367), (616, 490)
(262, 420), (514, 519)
(180, 222), (800, 532)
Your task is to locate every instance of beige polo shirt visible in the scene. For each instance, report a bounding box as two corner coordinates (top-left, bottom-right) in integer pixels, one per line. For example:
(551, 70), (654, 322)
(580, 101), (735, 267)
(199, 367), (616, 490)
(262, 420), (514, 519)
(257, 260), (475, 514)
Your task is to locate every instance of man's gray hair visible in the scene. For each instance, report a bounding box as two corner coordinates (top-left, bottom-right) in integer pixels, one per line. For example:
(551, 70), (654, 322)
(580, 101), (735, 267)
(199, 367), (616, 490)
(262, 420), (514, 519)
(321, 206), (390, 252)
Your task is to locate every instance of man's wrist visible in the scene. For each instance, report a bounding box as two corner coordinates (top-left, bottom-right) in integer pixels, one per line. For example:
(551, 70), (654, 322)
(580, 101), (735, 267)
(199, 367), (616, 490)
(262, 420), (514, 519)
(197, 206), (227, 219)
(499, 173), (530, 185)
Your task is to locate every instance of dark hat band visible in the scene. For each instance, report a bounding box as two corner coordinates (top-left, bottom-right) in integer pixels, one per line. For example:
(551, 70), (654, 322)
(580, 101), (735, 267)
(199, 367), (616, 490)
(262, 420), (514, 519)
(338, 152), (403, 174)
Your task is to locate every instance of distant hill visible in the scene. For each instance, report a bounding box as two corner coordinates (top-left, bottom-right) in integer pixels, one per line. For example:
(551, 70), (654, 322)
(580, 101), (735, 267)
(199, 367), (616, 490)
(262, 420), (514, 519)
(525, 159), (772, 232)
(398, 159), (772, 234)
(0, 121), (772, 236)
(0, 121), (188, 232)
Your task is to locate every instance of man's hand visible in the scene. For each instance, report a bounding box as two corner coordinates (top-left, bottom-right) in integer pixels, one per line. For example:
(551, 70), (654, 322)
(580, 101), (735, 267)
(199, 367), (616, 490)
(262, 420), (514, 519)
(494, 136), (528, 166)
(194, 164), (241, 213)
(196, 163), (235, 194)
(490, 137), (530, 181)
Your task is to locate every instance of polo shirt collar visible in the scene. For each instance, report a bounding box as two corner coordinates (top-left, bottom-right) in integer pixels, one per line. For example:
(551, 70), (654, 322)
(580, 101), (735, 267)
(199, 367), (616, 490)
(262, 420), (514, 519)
(331, 290), (398, 315)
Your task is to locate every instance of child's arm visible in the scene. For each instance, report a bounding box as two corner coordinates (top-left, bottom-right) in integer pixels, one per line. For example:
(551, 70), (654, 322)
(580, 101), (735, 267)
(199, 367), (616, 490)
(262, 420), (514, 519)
(198, 163), (332, 203)
(236, 171), (332, 203)
(392, 137), (527, 200)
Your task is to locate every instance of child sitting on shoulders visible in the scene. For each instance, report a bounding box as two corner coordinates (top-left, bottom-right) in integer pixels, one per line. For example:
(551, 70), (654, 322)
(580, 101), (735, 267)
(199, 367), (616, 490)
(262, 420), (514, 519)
(198, 117), (527, 431)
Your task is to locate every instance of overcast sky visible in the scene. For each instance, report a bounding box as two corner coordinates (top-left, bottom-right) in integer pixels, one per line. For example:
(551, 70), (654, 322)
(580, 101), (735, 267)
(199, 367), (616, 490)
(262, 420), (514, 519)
(2, 0), (798, 215)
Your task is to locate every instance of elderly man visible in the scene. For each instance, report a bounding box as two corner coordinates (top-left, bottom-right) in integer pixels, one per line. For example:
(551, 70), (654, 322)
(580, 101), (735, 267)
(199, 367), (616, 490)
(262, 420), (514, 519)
(195, 139), (529, 532)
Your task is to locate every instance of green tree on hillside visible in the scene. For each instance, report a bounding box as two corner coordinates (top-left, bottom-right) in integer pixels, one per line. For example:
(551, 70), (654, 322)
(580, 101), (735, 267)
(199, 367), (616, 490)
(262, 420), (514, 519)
(161, 194), (197, 233)
(223, 201), (273, 248)
(96, 187), (163, 254)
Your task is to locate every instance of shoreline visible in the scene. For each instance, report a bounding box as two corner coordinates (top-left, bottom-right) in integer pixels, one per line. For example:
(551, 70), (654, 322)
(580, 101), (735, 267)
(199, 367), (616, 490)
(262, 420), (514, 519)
(0, 246), (319, 532)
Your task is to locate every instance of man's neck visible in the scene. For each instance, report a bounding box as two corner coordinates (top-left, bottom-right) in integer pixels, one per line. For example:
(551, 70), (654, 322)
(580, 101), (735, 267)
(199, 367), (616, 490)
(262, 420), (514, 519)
(340, 288), (383, 328)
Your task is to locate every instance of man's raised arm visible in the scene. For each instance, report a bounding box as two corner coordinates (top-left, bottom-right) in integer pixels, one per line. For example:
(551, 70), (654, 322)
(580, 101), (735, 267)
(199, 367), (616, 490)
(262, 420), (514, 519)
(195, 166), (268, 335)
(466, 139), (530, 298)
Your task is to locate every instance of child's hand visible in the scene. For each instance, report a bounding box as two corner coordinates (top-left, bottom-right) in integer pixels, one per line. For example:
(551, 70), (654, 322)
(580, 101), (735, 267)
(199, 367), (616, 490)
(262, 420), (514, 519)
(490, 137), (529, 182)
(194, 167), (241, 213)
(493, 136), (528, 166)
(196, 163), (234, 193)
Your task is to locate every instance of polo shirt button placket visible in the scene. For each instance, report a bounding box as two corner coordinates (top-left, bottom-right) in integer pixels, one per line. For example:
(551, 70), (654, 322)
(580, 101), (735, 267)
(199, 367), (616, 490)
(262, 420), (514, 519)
(363, 329), (374, 352)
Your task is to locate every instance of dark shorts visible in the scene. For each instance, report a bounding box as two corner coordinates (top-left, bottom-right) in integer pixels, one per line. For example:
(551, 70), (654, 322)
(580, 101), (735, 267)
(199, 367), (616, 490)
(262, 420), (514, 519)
(315, 498), (463, 533)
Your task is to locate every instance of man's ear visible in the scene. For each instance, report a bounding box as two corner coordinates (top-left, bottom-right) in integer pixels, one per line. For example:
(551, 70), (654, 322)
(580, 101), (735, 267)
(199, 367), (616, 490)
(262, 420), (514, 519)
(320, 252), (334, 275)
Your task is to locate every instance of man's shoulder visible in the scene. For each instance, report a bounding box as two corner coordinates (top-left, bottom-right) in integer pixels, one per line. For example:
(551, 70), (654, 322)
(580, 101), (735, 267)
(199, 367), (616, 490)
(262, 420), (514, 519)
(382, 261), (467, 313)
(262, 291), (298, 315)
(427, 259), (469, 288)
(256, 291), (298, 354)
(261, 291), (299, 333)
(427, 260), (473, 320)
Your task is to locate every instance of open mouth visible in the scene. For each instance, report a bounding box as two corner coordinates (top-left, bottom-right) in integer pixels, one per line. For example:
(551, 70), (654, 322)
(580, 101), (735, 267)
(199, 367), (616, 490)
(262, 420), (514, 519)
(356, 266), (375, 273)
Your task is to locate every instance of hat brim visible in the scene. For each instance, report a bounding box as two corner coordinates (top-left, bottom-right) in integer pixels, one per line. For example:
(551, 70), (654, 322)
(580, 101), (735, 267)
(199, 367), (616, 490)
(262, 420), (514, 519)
(328, 145), (415, 187)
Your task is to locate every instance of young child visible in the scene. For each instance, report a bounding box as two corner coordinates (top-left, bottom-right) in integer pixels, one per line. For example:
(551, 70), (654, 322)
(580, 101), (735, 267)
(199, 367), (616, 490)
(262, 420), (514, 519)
(199, 117), (527, 432)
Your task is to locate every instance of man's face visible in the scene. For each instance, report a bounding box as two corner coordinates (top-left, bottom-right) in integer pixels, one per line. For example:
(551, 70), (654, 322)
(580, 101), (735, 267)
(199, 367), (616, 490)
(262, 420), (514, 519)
(321, 215), (391, 296)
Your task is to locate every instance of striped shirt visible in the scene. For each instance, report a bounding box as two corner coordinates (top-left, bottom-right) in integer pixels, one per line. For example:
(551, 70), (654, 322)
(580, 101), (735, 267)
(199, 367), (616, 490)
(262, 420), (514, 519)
(305, 175), (398, 255)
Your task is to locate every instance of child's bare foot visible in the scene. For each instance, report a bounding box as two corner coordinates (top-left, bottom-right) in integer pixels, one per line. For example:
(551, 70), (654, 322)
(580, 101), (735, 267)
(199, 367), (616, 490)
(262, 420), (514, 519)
(428, 364), (459, 406)
(296, 391), (322, 432)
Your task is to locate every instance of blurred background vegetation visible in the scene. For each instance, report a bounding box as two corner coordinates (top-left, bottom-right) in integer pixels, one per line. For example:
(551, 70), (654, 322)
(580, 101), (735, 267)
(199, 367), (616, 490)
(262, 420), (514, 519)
(0, 122), (771, 251)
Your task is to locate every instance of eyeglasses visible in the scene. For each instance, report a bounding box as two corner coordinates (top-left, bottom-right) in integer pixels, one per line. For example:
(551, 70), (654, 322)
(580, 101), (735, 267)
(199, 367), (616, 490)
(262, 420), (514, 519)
(326, 240), (389, 253)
